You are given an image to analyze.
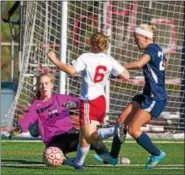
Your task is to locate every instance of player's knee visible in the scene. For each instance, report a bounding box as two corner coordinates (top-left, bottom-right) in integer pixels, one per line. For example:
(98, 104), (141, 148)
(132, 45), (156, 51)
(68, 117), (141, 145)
(128, 125), (141, 139)
(128, 125), (137, 137)
(85, 138), (94, 144)
(83, 132), (92, 143)
(84, 132), (98, 144)
(85, 136), (94, 144)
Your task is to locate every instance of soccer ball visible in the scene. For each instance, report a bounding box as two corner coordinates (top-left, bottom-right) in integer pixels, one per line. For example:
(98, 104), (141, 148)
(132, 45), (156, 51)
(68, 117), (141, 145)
(43, 147), (65, 167)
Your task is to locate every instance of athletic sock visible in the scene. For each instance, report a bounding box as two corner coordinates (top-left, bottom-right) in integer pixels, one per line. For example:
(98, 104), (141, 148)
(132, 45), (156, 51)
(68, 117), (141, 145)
(97, 126), (118, 140)
(136, 132), (160, 156)
(110, 128), (127, 159)
(91, 141), (109, 155)
(74, 144), (90, 166)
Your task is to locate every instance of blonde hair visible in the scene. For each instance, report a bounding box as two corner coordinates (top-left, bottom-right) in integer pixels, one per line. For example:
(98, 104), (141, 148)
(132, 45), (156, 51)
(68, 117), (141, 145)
(90, 32), (110, 52)
(138, 24), (157, 42)
(35, 73), (55, 99)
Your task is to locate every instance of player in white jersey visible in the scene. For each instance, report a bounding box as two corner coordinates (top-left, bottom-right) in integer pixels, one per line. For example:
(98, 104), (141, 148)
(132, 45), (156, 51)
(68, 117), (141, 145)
(47, 32), (129, 169)
(71, 52), (125, 101)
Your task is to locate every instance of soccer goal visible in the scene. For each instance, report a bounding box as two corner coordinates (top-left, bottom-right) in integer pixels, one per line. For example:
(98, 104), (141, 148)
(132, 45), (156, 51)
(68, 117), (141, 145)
(2, 1), (184, 139)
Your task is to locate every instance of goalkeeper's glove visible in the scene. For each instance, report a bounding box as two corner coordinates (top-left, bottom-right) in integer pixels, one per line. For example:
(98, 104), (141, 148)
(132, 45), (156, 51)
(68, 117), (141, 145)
(9, 126), (21, 140)
(62, 101), (78, 109)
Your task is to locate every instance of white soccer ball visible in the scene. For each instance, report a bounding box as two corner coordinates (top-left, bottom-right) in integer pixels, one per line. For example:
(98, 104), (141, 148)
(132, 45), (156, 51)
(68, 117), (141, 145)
(43, 147), (65, 167)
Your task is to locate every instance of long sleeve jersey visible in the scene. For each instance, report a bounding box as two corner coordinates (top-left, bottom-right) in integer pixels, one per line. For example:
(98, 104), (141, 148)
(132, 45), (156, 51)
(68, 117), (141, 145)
(19, 94), (80, 145)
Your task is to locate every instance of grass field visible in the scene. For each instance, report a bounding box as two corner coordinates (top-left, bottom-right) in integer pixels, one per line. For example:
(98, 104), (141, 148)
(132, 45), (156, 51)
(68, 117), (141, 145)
(1, 139), (184, 175)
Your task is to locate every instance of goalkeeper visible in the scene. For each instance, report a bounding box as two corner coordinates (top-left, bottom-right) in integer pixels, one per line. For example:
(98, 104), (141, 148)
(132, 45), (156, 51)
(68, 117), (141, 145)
(10, 73), (129, 164)
(10, 73), (109, 158)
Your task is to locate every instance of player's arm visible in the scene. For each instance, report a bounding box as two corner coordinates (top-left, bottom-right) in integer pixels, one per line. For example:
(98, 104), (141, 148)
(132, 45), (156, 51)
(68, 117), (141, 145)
(18, 104), (38, 133)
(47, 51), (77, 76)
(124, 54), (150, 70)
(111, 58), (130, 81)
(118, 69), (130, 81)
(8, 104), (38, 139)
(164, 56), (168, 70)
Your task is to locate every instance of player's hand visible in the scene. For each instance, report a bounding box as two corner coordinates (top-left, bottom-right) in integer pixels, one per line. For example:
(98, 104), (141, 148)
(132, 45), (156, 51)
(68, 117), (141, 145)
(47, 51), (57, 62)
(62, 101), (78, 109)
(9, 127), (21, 140)
(2, 13), (10, 22)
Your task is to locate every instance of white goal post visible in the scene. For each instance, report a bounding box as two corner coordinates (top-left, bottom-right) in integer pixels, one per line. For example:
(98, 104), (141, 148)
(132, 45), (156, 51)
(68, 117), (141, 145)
(2, 1), (184, 139)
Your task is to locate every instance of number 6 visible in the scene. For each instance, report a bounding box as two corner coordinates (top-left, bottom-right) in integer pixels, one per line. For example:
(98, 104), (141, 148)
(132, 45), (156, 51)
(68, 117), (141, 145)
(93, 66), (107, 83)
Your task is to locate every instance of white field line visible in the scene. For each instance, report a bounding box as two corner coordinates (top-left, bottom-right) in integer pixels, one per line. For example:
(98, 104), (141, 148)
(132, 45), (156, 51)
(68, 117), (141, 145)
(1, 139), (184, 144)
(87, 164), (185, 170)
(88, 164), (185, 167)
(2, 162), (184, 170)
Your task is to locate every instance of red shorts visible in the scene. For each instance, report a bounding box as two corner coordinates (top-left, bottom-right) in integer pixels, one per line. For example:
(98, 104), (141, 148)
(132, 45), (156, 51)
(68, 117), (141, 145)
(80, 96), (106, 126)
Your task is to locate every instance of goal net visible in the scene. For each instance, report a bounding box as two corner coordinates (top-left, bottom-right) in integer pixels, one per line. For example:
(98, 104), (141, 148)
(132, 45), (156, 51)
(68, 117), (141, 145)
(2, 1), (184, 139)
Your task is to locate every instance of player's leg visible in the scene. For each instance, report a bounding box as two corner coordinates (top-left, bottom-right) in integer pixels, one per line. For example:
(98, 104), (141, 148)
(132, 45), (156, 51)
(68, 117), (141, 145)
(73, 130), (90, 169)
(59, 130), (107, 167)
(72, 96), (121, 169)
(129, 99), (167, 169)
(82, 96), (123, 143)
(62, 131), (90, 169)
(93, 133), (130, 165)
(109, 127), (127, 159)
(96, 98), (141, 165)
(46, 130), (78, 155)
(58, 128), (109, 156)
(128, 109), (158, 151)
(73, 121), (111, 169)
(71, 124), (110, 169)
(62, 130), (80, 154)
(91, 141), (109, 155)
(109, 101), (140, 159)
(69, 99), (100, 169)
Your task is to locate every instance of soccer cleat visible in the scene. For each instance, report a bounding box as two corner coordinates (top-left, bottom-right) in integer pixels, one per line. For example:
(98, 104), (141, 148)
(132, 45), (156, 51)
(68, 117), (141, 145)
(63, 158), (84, 170)
(72, 159), (84, 170)
(73, 163), (84, 170)
(93, 153), (118, 166)
(93, 154), (103, 162)
(115, 124), (126, 143)
(145, 150), (166, 169)
(93, 153), (109, 164)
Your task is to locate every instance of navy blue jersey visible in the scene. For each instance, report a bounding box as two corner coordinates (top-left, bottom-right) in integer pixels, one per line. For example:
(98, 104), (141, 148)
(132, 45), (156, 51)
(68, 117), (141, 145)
(142, 44), (167, 101)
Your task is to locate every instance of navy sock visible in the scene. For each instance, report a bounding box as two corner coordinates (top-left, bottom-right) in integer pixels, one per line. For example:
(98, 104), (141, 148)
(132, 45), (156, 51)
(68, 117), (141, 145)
(136, 132), (160, 156)
(91, 141), (109, 155)
(110, 128), (127, 159)
(109, 135), (122, 159)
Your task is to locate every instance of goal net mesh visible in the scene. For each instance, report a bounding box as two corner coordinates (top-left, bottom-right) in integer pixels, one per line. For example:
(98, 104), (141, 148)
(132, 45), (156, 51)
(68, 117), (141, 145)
(2, 1), (185, 139)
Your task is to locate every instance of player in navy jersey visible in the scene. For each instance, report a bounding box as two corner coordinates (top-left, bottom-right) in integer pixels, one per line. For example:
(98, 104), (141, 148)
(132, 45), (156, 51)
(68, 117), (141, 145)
(98, 24), (168, 169)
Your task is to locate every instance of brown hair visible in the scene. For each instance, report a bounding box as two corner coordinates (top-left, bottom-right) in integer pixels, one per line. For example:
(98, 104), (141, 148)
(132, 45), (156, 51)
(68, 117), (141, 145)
(35, 73), (55, 99)
(90, 32), (110, 52)
(139, 24), (157, 42)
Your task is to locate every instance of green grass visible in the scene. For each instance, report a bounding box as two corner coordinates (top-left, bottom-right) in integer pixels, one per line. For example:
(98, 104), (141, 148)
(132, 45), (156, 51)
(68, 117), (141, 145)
(1, 140), (184, 175)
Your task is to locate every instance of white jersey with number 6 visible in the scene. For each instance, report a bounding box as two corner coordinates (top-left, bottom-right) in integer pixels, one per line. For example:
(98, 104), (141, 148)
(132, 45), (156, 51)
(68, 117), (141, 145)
(72, 52), (125, 100)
